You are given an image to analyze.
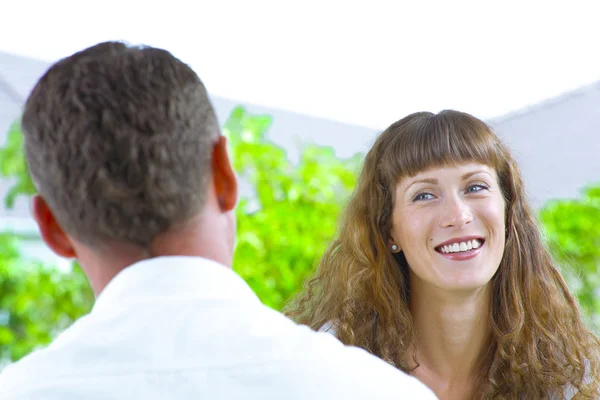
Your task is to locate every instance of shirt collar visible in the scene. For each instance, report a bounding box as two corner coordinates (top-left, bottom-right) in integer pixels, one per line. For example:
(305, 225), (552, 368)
(92, 256), (260, 313)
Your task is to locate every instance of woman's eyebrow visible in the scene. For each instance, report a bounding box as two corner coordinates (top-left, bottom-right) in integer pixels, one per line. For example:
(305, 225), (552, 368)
(405, 178), (438, 192)
(461, 170), (492, 180)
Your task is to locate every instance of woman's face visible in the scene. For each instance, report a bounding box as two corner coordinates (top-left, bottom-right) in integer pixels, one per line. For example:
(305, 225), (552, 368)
(390, 162), (506, 292)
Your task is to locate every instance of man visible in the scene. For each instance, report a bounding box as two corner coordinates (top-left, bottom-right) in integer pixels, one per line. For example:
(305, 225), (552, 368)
(0, 42), (436, 399)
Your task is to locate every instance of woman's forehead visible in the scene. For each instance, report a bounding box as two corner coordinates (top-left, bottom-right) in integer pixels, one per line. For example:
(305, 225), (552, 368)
(397, 162), (496, 187)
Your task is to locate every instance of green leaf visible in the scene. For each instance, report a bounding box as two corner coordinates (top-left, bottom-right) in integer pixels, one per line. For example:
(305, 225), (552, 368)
(540, 182), (600, 331)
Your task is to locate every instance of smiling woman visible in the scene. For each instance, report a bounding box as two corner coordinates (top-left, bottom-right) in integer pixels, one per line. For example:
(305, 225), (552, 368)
(285, 110), (600, 399)
(391, 163), (506, 293)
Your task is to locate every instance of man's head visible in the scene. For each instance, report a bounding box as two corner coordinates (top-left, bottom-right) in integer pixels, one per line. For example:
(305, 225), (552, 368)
(22, 41), (238, 292)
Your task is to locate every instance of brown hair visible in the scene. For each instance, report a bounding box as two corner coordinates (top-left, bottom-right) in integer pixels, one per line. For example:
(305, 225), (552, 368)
(286, 110), (600, 398)
(22, 41), (220, 247)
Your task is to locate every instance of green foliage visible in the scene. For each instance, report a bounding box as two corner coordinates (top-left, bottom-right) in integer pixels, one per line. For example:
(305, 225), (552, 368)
(0, 106), (598, 368)
(225, 107), (361, 309)
(0, 122), (93, 364)
(540, 185), (600, 330)
(0, 122), (36, 208)
(0, 106), (361, 366)
(0, 234), (93, 363)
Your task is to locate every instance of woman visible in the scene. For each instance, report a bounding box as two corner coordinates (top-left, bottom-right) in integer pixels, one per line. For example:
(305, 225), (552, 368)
(286, 110), (600, 399)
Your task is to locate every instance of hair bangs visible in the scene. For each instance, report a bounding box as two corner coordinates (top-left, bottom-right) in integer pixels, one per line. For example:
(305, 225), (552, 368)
(378, 110), (504, 184)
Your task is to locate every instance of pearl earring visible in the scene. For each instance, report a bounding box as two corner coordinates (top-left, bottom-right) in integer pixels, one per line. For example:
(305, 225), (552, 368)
(391, 244), (398, 252)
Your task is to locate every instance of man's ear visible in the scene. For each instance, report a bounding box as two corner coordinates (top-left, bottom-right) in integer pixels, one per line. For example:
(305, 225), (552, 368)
(32, 195), (76, 259)
(211, 136), (238, 212)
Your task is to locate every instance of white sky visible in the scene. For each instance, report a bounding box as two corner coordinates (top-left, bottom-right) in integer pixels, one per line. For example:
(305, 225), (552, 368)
(1, 0), (599, 129)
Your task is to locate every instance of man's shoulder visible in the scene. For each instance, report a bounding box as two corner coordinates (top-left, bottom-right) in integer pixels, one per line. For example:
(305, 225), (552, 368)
(0, 312), (436, 399)
(0, 347), (58, 396)
(242, 310), (436, 397)
(0, 299), (436, 399)
(296, 336), (434, 395)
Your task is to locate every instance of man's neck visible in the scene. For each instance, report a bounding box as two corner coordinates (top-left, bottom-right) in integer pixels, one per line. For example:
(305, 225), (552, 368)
(76, 211), (234, 297)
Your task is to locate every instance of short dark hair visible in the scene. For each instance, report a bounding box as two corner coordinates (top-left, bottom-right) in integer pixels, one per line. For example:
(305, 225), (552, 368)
(22, 41), (220, 247)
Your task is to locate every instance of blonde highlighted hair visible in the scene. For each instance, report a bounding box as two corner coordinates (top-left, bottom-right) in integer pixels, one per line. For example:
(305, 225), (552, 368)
(286, 110), (600, 399)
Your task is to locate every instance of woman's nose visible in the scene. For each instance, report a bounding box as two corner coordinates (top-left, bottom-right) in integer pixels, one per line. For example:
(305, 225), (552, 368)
(439, 195), (474, 229)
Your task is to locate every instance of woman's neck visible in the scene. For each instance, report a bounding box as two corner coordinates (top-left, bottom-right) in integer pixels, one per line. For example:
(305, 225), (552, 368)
(408, 277), (492, 398)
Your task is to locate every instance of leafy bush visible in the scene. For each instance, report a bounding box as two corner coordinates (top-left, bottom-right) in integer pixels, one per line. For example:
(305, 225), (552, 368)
(225, 107), (361, 309)
(0, 122), (36, 207)
(2, 121), (93, 364)
(0, 234), (92, 363)
(540, 185), (600, 330)
(0, 107), (360, 364)
(0, 107), (597, 367)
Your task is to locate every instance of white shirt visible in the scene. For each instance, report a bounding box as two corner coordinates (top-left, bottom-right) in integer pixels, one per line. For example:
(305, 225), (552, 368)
(0, 256), (436, 399)
(322, 318), (591, 399)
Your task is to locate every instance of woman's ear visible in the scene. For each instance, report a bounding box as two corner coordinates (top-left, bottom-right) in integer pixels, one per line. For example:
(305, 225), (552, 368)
(388, 235), (401, 253)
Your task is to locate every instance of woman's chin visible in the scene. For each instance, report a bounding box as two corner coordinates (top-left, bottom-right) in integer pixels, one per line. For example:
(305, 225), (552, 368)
(431, 271), (494, 293)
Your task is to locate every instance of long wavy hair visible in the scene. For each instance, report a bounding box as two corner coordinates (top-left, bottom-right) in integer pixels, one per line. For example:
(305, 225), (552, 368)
(285, 110), (600, 399)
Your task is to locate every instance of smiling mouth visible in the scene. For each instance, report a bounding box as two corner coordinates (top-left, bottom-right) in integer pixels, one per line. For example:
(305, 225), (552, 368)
(435, 239), (485, 254)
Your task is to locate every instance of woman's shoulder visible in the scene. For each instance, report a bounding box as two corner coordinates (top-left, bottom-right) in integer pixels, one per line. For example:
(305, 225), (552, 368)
(554, 383), (578, 400)
(551, 359), (595, 400)
(319, 321), (338, 336)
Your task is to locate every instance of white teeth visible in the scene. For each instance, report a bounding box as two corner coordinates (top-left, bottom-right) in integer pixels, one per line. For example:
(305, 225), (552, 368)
(439, 239), (483, 254)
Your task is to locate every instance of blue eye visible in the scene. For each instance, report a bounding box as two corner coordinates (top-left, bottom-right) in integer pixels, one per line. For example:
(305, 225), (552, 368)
(413, 192), (434, 202)
(467, 184), (489, 193)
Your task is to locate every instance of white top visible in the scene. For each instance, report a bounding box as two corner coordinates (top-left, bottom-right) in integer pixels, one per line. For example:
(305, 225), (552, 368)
(321, 324), (592, 399)
(0, 256), (436, 400)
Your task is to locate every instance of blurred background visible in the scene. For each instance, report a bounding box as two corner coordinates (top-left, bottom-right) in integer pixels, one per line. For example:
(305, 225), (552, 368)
(0, 0), (599, 366)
